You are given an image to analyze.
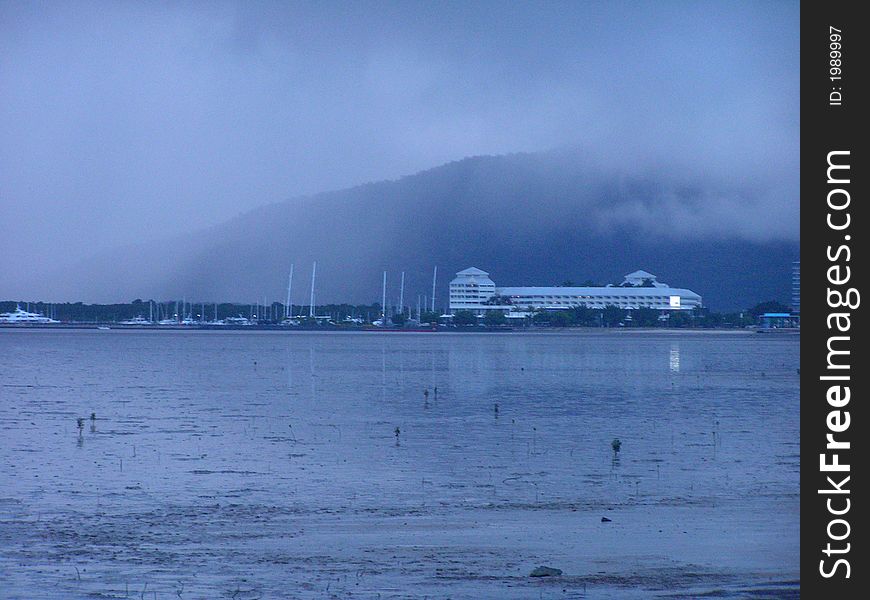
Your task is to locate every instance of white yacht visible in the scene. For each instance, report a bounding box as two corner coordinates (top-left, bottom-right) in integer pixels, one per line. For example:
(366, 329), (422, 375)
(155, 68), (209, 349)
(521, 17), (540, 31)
(224, 316), (252, 326)
(0, 305), (60, 324)
(120, 315), (153, 325)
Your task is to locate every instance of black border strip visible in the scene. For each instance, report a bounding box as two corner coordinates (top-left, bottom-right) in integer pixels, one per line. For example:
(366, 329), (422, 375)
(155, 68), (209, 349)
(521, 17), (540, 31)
(801, 2), (864, 595)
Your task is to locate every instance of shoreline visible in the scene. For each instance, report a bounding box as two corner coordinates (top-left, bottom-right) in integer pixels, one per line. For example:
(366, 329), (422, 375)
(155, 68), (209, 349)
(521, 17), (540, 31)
(0, 323), (796, 335)
(0, 324), (800, 598)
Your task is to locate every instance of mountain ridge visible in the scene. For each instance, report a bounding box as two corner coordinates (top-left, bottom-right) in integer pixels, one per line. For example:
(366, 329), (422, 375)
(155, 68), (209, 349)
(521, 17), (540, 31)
(36, 149), (798, 311)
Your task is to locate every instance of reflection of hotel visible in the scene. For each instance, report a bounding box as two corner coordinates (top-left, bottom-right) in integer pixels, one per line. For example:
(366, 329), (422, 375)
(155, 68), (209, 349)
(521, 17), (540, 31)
(449, 267), (702, 315)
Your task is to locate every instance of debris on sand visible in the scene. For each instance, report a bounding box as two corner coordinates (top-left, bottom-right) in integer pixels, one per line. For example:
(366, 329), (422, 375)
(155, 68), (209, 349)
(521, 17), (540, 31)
(529, 565), (562, 577)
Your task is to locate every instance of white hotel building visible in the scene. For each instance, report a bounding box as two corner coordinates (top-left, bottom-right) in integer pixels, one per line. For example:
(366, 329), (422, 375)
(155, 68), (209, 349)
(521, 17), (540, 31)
(449, 267), (702, 315)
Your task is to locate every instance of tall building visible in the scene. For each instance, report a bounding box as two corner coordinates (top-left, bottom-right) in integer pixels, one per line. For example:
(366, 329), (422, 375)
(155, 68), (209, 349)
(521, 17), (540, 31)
(791, 260), (800, 313)
(448, 267), (497, 313)
(449, 267), (702, 315)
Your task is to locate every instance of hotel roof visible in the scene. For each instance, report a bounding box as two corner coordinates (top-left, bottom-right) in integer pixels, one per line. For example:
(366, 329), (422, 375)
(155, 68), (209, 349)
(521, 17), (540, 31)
(623, 270), (657, 280)
(455, 267), (490, 276)
(498, 286), (701, 299)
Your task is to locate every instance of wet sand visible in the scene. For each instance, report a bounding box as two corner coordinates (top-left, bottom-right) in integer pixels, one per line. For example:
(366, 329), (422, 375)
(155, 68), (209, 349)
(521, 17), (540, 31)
(0, 329), (799, 598)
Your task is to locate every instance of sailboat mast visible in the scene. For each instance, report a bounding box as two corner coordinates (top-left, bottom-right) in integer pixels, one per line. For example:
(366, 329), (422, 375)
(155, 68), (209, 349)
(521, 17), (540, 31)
(382, 271), (387, 324)
(309, 262), (316, 317)
(399, 271), (405, 317)
(431, 266), (437, 313)
(286, 264), (294, 318)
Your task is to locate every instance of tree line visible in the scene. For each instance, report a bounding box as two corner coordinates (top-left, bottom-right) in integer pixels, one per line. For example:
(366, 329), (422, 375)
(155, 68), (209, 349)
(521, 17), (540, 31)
(1, 298), (792, 328)
(451, 299), (794, 329)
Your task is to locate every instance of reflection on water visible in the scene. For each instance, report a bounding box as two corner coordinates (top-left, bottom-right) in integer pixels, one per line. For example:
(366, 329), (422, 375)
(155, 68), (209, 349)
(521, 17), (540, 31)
(0, 330), (799, 599)
(267, 331), (796, 520)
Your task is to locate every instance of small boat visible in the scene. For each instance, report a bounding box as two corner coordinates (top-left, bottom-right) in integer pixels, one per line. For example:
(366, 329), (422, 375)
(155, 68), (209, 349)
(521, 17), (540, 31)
(224, 316), (252, 326)
(120, 315), (153, 325)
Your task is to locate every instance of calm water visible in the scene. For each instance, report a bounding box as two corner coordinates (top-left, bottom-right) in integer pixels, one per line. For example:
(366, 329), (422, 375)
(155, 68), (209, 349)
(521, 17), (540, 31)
(0, 330), (799, 599)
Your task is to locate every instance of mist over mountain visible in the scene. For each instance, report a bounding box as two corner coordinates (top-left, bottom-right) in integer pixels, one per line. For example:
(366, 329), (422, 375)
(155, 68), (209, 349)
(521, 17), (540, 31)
(36, 149), (797, 311)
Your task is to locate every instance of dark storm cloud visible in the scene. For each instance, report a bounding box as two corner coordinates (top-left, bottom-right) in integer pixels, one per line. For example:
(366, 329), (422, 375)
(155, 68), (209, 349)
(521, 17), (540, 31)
(0, 1), (798, 297)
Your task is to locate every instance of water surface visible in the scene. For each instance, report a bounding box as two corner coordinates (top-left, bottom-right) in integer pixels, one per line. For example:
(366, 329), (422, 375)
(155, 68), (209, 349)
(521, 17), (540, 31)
(0, 330), (800, 598)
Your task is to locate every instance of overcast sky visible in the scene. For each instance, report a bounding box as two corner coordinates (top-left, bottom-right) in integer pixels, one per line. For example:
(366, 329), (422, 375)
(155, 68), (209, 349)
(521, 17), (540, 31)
(1, 1), (798, 297)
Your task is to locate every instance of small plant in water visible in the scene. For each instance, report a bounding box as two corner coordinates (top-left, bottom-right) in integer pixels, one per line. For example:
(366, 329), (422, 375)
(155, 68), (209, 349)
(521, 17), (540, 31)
(611, 438), (622, 453)
(76, 418), (84, 447)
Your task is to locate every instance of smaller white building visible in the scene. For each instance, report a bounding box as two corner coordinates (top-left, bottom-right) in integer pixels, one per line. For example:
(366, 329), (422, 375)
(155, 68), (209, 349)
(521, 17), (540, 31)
(448, 268), (702, 315)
